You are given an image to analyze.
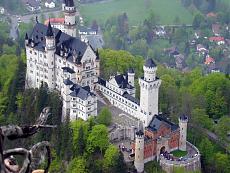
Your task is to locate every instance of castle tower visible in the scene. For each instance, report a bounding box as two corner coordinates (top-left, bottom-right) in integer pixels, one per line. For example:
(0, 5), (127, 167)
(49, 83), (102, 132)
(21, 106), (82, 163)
(62, 0), (66, 11)
(63, 0), (77, 37)
(127, 68), (135, 87)
(25, 33), (29, 45)
(139, 58), (161, 127)
(95, 50), (100, 77)
(179, 115), (188, 151)
(62, 78), (73, 121)
(134, 130), (144, 173)
(45, 21), (56, 89)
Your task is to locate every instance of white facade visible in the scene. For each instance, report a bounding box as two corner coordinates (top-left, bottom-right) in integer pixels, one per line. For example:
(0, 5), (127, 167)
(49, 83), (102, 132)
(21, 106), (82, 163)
(139, 61), (161, 127)
(97, 59), (161, 127)
(45, 1), (55, 8)
(25, 22), (99, 122)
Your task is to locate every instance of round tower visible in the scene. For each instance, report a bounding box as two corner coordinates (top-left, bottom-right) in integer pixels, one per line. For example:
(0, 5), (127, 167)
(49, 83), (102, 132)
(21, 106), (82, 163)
(64, 0), (77, 37)
(139, 58), (161, 127)
(45, 21), (56, 90)
(127, 68), (135, 87)
(179, 115), (188, 151)
(134, 130), (144, 173)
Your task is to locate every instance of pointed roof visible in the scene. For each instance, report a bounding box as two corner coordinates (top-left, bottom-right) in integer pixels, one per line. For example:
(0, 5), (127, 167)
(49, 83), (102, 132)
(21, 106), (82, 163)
(145, 58), (156, 68)
(127, 68), (135, 74)
(65, 0), (74, 7)
(95, 49), (100, 60)
(46, 21), (54, 37)
(63, 78), (73, 85)
(25, 33), (28, 40)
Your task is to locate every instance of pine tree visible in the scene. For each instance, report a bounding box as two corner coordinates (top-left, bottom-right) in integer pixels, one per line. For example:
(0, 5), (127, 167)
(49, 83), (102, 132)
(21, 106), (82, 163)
(75, 125), (85, 156)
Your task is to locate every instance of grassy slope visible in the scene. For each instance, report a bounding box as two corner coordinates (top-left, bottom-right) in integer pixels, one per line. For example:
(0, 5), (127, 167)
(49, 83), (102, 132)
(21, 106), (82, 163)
(80, 0), (193, 25)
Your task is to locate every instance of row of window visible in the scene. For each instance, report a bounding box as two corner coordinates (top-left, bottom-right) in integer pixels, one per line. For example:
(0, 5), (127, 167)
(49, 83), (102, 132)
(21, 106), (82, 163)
(98, 85), (137, 110)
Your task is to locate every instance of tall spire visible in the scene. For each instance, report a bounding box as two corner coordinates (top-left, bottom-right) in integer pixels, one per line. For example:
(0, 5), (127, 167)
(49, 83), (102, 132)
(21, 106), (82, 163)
(25, 33), (28, 40)
(46, 21), (54, 37)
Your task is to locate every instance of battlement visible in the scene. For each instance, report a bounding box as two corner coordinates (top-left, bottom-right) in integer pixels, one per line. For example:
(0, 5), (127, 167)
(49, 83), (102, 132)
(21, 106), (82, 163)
(179, 115), (188, 123)
(160, 142), (201, 173)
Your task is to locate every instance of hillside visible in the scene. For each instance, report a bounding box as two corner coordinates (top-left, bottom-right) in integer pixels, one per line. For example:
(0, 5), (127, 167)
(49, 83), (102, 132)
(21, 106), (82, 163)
(80, 0), (193, 25)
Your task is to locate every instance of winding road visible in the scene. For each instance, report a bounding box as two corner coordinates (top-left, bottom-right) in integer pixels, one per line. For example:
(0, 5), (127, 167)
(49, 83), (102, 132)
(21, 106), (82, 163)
(189, 124), (230, 153)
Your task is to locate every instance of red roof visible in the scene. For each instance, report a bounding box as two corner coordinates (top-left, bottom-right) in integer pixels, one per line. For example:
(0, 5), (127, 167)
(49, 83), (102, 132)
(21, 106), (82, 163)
(206, 12), (217, 17)
(44, 18), (64, 25)
(205, 56), (215, 65)
(209, 36), (224, 42)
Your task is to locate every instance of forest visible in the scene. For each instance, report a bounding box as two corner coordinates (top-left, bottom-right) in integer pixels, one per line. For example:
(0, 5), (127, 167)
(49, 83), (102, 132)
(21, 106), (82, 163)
(0, 39), (230, 172)
(0, 1), (229, 171)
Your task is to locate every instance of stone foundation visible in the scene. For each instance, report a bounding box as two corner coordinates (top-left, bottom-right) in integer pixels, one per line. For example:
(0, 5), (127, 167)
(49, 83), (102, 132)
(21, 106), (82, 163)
(160, 142), (201, 173)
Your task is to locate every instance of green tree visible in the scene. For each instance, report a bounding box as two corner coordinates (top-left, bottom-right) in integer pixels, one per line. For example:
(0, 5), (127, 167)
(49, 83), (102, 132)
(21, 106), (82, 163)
(191, 108), (213, 130)
(103, 145), (126, 173)
(67, 157), (88, 173)
(103, 145), (119, 172)
(87, 124), (109, 154)
(215, 116), (230, 141)
(97, 107), (112, 126)
(198, 138), (214, 164)
(192, 13), (205, 29)
(214, 152), (230, 173)
(75, 125), (85, 156)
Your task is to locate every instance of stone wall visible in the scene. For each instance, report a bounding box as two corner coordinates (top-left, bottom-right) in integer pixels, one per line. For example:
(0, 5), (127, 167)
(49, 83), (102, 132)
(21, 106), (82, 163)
(160, 142), (201, 173)
(109, 125), (136, 141)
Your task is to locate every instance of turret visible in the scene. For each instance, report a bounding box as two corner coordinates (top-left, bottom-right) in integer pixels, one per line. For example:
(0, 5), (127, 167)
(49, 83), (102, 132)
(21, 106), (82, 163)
(139, 58), (161, 127)
(127, 68), (135, 87)
(179, 115), (188, 151)
(62, 0), (66, 11)
(143, 58), (157, 81)
(45, 21), (55, 50)
(45, 21), (56, 90)
(63, 0), (77, 37)
(31, 36), (35, 48)
(134, 130), (144, 173)
(62, 78), (73, 121)
(95, 50), (100, 77)
(25, 33), (29, 45)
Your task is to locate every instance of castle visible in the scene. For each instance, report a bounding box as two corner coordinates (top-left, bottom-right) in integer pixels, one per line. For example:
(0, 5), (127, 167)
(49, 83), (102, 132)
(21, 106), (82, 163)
(25, 1), (200, 172)
(25, 0), (99, 121)
(25, 0), (161, 127)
